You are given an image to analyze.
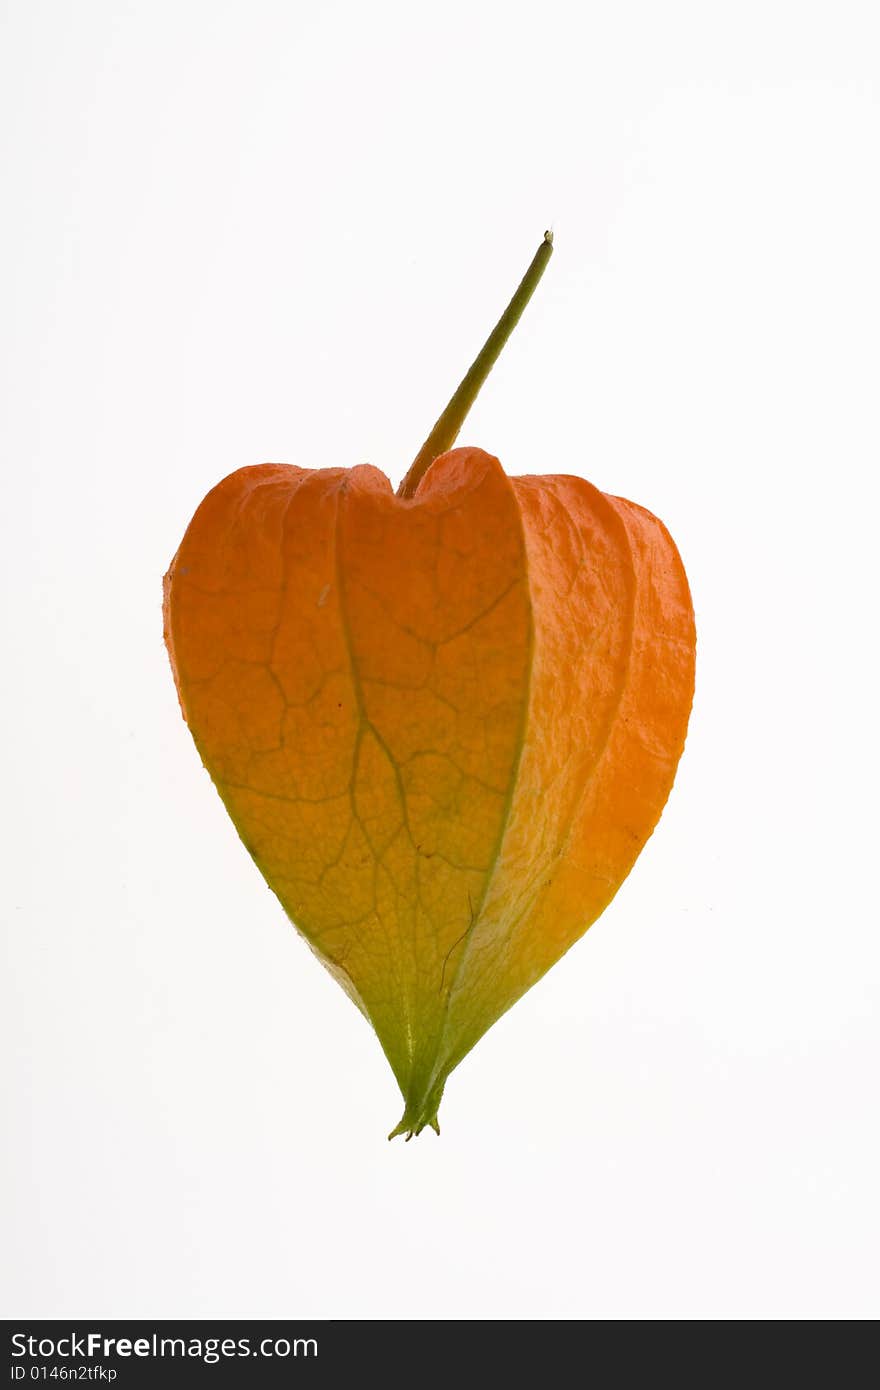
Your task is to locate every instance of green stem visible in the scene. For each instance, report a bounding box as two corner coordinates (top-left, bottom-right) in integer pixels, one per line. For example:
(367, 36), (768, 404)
(397, 230), (554, 500)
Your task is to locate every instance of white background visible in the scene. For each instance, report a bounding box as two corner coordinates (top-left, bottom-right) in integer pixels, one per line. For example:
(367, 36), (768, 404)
(3, 0), (879, 1319)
